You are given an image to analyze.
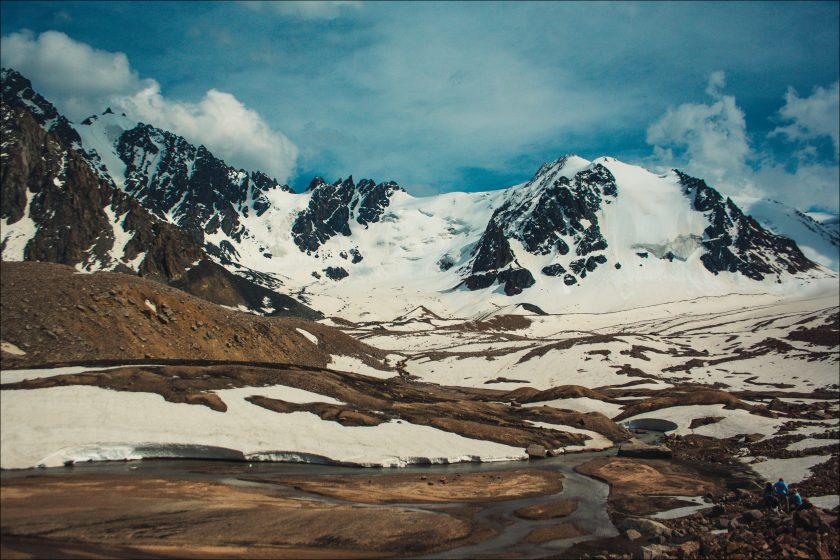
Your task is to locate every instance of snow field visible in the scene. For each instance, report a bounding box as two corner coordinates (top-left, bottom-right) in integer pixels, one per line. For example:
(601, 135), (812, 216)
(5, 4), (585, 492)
(0, 385), (526, 469)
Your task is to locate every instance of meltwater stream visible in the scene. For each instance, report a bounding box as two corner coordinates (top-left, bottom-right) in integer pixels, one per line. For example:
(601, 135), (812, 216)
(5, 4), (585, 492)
(1, 447), (622, 559)
(419, 452), (618, 559)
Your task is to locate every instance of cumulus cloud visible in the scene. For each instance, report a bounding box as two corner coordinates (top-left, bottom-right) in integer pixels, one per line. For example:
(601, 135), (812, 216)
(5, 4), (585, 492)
(121, 83), (298, 181)
(771, 81), (840, 159)
(647, 71), (751, 188)
(0, 30), (146, 118)
(243, 1), (361, 20)
(646, 71), (839, 212)
(0, 30), (298, 182)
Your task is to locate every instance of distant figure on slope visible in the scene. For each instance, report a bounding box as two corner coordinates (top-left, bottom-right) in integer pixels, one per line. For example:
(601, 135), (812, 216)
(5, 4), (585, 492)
(763, 482), (780, 511)
(774, 477), (790, 512)
(789, 486), (812, 511)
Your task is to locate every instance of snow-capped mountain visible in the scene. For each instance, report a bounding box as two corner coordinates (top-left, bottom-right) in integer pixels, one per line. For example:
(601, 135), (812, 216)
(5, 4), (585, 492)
(733, 198), (839, 271)
(78, 109), (291, 261)
(0, 68), (319, 319)
(1, 67), (836, 321)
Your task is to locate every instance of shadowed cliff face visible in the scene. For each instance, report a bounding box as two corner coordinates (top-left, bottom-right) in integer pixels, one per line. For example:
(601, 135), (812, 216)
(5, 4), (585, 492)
(458, 158), (618, 295)
(676, 170), (816, 280)
(291, 175), (404, 257)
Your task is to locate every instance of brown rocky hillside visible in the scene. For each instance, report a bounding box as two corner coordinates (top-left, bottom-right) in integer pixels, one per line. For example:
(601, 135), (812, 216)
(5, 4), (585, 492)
(0, 261), (388, 370)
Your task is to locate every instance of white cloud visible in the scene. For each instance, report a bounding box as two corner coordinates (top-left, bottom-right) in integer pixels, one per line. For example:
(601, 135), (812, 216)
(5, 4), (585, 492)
(0, 30), (298, 182)
(243, 1), (361, 20)
(771, 81), (839, 159)
(1, 30), (146, 118)
(646, 71), (839, 212)
(705, 70), (727, 98)
(646, 72), (751, 188)
(121, 83), (298, 181)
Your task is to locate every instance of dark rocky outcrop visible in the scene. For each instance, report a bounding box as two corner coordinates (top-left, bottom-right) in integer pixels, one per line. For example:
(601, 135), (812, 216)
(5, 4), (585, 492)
(324, 266), (349, 281)
(463, 267), (536, 296)
(541, 263), (567, 276)
(1, 67), (319, 319)
(460, 156), (617, 295)
(292, 176), (404, 254)
(676, 170), (817, 280)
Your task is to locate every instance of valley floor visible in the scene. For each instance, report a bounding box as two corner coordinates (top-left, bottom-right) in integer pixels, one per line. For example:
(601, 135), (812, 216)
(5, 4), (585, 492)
(1, 277), (838, 558)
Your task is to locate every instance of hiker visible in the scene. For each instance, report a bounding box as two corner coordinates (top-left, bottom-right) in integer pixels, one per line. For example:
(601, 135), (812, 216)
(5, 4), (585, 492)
(789, 486), (813, 511)
(763, 482), (780, 511)
(774, 477), (789, 512)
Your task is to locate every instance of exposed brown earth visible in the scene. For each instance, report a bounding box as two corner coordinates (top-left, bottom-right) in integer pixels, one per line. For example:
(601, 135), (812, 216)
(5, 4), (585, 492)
(0, 261), (385, 369)
(521, 522), (584, 543)
(575, 456), (728, 502)
(247, 395), (386, 426)
(0, 474), (476, 559)
(514, 499), (578, 519)
(250, 469), (563, 504)
(503, 384), (621, 405)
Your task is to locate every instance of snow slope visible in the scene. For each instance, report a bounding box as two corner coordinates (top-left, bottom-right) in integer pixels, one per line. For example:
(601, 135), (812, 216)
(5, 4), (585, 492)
(735, 197), (839, 271)
(219, 156), (836, 321)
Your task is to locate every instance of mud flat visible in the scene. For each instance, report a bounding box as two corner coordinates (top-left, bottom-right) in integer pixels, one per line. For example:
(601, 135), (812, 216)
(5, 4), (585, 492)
(0, 451), (627, 560)
(0, 473), (475, 559)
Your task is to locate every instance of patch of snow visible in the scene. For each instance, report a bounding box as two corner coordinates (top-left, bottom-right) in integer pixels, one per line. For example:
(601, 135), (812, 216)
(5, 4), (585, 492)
(0, 341), (27, 356)
(0, 188), (36, 261)
(295, 328), (318, 345)
(624, 404), (782, 439)
(527, 421), (614, 451)
(1, 364), (165, 385)
(523, 397), (624, 418)
(144, 299), (157, 313)
(810, 494), (840, 510)
(0, 385), (527, 469)
(744, 454), (832, 484)
(786, 438), (838, 452)
(652, 496), (710, 520)
(328, 355), (394, 379)
(215, 385), (343, 405)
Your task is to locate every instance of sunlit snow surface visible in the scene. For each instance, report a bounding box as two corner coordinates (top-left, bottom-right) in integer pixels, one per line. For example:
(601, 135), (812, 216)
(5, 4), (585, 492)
(2, 287), (835, 471)
(224, 155), (838, 322)
(1, 385), (526, 469)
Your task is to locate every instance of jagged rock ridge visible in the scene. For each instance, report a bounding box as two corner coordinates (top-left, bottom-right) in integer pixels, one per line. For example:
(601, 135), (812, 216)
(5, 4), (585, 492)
(80, 111), (292, 261)
(292, 176), (404, 255)
(677, 170), (816, 281)
(460, 156), (618, 294)
(1, 68), (321, 319)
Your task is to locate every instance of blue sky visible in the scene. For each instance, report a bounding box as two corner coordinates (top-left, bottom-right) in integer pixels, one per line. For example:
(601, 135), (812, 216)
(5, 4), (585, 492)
(1, 1), (838, 211)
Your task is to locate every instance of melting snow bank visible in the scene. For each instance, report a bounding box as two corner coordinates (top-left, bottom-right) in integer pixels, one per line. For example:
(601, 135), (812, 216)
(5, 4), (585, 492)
(39, 443), (247, 466)
(741, 454), (833, 484)
(1, 385), (526, 469)
(811, 495), (840, 510)
(328, 354), (395, 379)
(34, 446), (505, 469)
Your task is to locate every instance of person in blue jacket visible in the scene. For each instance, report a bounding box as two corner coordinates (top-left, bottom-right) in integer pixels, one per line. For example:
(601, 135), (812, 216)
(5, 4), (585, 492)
(774, 477), (789, 512)
(789, 486), (812, 511)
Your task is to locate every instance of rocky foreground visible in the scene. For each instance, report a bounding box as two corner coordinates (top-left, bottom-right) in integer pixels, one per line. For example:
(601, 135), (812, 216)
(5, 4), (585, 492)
(566, 438), (839, 560)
